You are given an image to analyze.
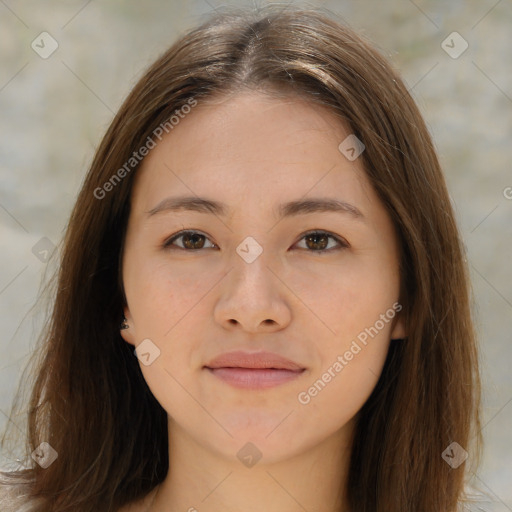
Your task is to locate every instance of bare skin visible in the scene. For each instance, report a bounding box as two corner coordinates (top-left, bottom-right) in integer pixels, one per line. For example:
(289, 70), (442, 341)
(119, 91), (406, 512)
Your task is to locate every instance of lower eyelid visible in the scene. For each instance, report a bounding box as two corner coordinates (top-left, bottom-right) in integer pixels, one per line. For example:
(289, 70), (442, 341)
(299, 230), (350, 249)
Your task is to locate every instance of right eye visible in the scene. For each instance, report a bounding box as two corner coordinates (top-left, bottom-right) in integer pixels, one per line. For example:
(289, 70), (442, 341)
(163, 230), (217, 251)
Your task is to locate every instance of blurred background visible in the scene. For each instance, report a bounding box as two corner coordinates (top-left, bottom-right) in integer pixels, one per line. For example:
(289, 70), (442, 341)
(1, 0), (511, 509)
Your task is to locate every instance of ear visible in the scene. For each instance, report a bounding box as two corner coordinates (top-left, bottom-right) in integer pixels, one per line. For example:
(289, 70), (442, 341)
(390, 310), (407, 340)
(120, 305), (137, 347)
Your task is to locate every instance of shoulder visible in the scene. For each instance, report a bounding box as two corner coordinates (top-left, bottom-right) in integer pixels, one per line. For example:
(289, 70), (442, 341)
(0, 469), (43, 512)
(1, 468), (159, 512)
(1, 471), (158, 512)
(458, 483), (496, 512)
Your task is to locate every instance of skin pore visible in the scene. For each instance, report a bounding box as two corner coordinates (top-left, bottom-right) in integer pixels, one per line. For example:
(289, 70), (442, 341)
(119, 90), (406, 512)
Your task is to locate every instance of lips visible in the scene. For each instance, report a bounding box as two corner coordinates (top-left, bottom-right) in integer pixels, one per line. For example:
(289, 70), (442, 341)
(204, 351), (306, 389)
(205, 351), (304, 371)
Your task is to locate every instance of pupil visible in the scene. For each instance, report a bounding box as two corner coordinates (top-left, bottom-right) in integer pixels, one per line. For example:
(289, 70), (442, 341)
(307, 233), (327, 250)
(184, 233), (204, 249)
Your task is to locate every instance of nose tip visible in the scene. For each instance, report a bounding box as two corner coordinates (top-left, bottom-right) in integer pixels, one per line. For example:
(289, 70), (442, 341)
(214, 261), (292, 333)
(227, 317), (279, 330)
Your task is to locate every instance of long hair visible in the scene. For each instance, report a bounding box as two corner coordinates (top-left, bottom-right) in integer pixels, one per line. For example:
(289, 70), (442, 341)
(0, 5), (482, 511)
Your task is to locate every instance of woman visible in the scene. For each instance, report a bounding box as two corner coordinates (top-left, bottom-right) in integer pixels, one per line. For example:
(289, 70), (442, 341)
(0, 4), (484, 511)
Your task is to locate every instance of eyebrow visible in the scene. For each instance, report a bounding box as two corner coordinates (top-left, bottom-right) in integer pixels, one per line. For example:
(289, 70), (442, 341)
(146, 196), (365, 221)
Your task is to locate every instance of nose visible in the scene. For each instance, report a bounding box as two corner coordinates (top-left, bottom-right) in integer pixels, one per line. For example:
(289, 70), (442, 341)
(213, 248), (292, 333)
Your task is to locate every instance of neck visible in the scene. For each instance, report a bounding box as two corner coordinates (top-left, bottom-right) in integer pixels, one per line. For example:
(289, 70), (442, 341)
(149, 417), (355, 512)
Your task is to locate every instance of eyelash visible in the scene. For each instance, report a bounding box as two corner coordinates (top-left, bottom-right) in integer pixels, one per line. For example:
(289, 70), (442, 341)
(162, 229), (349, 253)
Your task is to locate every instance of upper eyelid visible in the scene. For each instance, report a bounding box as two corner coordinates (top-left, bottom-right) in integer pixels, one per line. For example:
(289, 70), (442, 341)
(165, 229), (214, 244)
(165, 230), (216, 247)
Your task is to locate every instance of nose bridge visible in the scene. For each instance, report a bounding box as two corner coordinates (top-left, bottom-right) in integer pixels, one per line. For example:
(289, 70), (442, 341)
(230, 235), (274, 296)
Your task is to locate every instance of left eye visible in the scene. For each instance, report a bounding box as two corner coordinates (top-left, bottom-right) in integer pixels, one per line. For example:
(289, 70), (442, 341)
(163, 230), (348, 253)
(294, 230), (349, 252)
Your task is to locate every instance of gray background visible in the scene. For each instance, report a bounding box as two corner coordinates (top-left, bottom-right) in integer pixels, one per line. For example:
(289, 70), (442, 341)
(1, 0), (511, 509)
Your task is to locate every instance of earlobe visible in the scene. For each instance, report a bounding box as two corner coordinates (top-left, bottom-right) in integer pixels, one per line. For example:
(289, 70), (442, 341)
(120, 308), (136, 346)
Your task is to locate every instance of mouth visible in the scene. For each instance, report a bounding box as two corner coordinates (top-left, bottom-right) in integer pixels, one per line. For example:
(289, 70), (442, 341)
(204, 351), (306, 389)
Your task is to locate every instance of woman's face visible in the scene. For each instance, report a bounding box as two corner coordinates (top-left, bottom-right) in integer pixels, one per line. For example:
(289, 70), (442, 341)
(121, 91), (405, 464)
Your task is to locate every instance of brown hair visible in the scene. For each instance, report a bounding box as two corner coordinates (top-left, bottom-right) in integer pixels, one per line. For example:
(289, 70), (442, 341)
(0, 4), (482, 511)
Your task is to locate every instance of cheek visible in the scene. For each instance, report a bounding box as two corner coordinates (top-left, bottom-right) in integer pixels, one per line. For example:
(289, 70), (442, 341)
(123, 257), (211, 412)
(295, 348), (386, 438)
(290, 256), (398, 404)
(287, 256), (400, 343)
(124, 256), (220, 395)
(296, 314), (394, 430)
(125, 254), (222, 337)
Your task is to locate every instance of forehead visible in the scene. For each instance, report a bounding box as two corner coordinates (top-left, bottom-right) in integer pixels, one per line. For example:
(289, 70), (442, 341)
(130, 91), (379, 221)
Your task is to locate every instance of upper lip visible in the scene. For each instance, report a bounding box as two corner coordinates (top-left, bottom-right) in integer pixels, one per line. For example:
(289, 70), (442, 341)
(205, 351), (305, 371)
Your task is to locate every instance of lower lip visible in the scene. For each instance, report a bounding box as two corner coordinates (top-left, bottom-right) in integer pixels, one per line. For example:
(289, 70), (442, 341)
(205, 367), (305, 389)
